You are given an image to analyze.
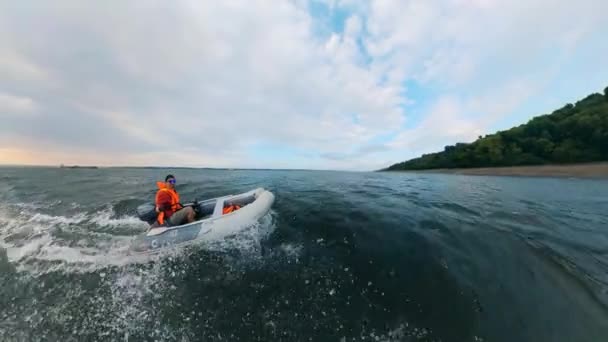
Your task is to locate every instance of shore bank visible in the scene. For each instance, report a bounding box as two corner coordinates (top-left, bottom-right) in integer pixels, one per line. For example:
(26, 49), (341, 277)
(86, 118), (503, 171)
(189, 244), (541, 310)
(387, 162), (608, 179)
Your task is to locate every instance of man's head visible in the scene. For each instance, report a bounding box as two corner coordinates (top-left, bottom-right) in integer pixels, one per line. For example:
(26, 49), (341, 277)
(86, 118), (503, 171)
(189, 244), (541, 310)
(165, 174), (176, 189)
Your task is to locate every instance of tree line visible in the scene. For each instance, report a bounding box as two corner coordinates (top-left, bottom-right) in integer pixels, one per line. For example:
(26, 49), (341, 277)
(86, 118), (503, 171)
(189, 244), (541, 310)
(384, 86), (608, 171)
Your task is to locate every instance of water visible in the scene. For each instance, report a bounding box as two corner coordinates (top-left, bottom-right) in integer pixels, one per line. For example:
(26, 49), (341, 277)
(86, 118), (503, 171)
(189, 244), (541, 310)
(1, 167), (607, 341)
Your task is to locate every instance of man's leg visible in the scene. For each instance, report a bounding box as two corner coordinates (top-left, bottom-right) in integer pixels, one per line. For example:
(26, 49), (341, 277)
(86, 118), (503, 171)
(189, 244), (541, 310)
(168, 207), (195, 226)
(186, 206), (195, 223)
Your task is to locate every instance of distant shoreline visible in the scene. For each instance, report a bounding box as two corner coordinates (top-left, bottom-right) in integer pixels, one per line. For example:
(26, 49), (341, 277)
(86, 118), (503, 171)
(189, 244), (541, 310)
(384, 162), (608, 179)
(0, 164), (339, 172)
(60, 165), (98, 169)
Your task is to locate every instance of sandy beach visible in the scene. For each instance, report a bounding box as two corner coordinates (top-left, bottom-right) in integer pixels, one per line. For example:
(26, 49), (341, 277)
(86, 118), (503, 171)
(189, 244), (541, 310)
(393, 162), (608, 179)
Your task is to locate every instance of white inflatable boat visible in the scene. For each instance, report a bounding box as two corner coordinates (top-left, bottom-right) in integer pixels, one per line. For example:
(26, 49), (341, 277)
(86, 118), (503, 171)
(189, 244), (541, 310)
(130, 188), (274, 253)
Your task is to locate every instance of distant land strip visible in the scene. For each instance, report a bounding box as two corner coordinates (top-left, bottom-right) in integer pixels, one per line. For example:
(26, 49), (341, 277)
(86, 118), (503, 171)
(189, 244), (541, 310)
(387, 162), (608, 179)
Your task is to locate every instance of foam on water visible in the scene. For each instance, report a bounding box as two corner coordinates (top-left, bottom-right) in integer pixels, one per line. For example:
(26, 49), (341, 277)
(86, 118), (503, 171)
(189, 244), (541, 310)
(0, 198), (278, 277)
(0, 202), (146, 273)
(89, 206), (147, 228)
(28, 212), (89, 225)
(201, 210), (277, 255)
(0, 198), (279, 340)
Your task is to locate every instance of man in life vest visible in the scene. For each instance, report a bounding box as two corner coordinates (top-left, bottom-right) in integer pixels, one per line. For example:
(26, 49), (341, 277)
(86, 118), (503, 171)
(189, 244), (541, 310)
(155, 174), (195, 226)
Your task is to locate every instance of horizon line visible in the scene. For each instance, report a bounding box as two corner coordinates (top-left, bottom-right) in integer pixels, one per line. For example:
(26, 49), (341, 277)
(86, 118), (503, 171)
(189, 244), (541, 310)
(0, 163), (364, 172)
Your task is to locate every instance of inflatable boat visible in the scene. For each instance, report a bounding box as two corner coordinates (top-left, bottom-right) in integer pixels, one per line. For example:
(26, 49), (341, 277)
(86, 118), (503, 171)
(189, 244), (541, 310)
(130, 188), (274, 254)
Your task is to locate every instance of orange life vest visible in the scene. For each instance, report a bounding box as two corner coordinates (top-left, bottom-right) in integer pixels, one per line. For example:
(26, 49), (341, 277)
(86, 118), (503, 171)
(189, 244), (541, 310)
(222, 204), (241, 215)
(155, 181), (182, 225)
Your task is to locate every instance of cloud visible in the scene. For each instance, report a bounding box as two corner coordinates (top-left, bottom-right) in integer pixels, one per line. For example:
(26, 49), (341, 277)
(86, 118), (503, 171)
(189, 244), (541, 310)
(0, 92), (37, 115)
(356, 0), (608, 165)
(389, 96), (481, 153)
(0, 1), (408, 170)
(0, 0), (606, 170)
(0, 49), (48, 84)
(362, 0), (606, 89)
(387, 78), (549, 160)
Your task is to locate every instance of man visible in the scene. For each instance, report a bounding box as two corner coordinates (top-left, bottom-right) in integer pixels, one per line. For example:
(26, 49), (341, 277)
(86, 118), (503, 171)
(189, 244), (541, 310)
(155, 174), (195, 226)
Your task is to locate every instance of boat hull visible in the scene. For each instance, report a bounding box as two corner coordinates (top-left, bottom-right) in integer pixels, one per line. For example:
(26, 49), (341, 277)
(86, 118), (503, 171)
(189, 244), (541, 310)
(130, 188), (274, 254)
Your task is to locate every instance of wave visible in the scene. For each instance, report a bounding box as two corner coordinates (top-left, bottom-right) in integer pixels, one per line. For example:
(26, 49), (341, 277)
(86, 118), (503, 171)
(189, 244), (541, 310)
(0, 201), (278, 275)
(88, 207), (147, 229)
(190, 210), (278, 258)
(0, 202), (145, 272)
(0, 207), (280, 340)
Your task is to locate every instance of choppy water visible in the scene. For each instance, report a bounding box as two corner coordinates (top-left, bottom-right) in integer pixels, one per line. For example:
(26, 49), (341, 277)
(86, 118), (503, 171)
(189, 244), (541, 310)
(0, 167), (607, 342)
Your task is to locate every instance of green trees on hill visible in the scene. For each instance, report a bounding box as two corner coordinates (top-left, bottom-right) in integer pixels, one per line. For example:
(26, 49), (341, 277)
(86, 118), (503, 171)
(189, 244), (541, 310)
(385, 86), (608, 171)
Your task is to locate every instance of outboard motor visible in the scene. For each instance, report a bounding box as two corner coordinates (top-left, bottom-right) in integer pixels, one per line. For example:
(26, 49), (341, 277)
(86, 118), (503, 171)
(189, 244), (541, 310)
(136, 203), (157, 225)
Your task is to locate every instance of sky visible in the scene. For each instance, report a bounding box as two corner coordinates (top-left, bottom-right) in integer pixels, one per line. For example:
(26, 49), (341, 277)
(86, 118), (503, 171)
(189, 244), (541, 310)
(0, 0), (607, 170)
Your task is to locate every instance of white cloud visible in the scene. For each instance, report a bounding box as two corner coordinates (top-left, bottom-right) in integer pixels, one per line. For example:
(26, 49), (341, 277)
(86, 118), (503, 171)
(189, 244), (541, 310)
(0, 49), (48, 82)
(0, 92), (37, 115)
(0, 1), (409, 170)
(389, 96), (483, 153)
(353, 0), (608, 165)
(362, 0), (607, 89)
(0, 0), (606, 170)
(387, 77), (550, 163)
